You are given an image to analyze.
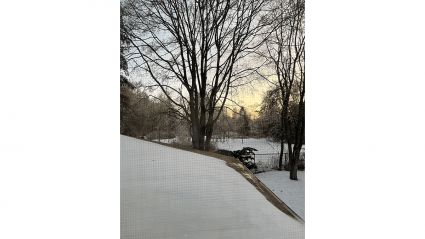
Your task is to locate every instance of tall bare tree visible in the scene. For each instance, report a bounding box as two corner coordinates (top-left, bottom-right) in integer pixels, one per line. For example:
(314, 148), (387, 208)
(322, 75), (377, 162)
(122, 0), (270, 150)
(259, 0), (305, 179)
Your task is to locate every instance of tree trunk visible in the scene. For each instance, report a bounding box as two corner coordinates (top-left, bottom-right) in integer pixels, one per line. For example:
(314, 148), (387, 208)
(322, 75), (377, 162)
(198, 130), (205, 150)
(290, 101), (304, 180)
(191, 119), (200, 149)
(199, 109), (206, 150)
(190, 91), (200, 149)
(290, 147), (300, 180)
(279, 107), (285, 171)
(278, 137), (284, 171)
(205, 124), (213, 151)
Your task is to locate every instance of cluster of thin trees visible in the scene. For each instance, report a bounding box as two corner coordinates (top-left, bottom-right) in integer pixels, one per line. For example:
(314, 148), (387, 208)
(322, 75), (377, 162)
(121, 0), (304, 180)
(120, 86), (178, 140)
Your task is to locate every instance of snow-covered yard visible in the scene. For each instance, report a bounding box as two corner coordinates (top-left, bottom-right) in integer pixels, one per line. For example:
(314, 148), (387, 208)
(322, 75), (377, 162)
(215, 138), (282, 154)
(121, 135), (304, 239)
(155, 137), (304, 165)
(215, 138), (304, 163)
(256, 171), (305, 220)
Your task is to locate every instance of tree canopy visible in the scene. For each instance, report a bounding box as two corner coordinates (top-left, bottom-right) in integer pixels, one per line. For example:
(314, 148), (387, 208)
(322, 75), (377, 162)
(121, 0), (271, 150)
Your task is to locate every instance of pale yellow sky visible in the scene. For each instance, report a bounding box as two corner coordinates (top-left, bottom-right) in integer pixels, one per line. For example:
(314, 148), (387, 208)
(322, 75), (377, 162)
(131, 62), (278, 120)
(226, 69), (278, 119)
(226, 82), (274, 119)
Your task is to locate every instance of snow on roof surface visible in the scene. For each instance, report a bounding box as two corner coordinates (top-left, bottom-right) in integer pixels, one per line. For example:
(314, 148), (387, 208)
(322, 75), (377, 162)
(121, 135), (305, 239)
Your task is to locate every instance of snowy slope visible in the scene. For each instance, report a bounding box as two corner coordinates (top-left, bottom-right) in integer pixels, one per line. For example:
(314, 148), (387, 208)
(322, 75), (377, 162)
(121, 135), (305, 239)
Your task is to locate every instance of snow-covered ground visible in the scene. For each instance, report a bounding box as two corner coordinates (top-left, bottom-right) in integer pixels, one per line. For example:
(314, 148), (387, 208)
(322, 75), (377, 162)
(121, 135), (304, 239)
(216, 138), (305, 220)
(215, 138), (305, 173)
(152, 138), (177, 144)
(151, 137), (305, 219)
(256, 171), (305, 220)
(215, 138), (304, 161)
(215, 138), (282, 154)
(154, 137), (304, 164)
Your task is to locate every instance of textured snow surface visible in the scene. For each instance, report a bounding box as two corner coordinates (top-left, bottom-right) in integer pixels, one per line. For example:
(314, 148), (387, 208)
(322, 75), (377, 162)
(256, 171), (305, 220)
(121, 135), (304, 239)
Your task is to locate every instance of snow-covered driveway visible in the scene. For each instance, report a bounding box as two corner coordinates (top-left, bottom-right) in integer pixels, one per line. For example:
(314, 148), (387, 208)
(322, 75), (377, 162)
(121, 135), (304, 239)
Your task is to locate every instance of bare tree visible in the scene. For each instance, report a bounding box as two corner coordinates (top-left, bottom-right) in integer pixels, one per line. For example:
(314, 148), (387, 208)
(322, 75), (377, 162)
(259, 0), (305, 179)
(258, 87), (283, 141)
(122, 0), (270, 150)
(236, 106), (251, 143)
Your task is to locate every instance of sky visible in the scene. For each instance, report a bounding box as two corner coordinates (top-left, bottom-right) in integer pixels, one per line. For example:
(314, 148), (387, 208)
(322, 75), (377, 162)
(128, 63), (276, 119)
(124, 1), (278, 120)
